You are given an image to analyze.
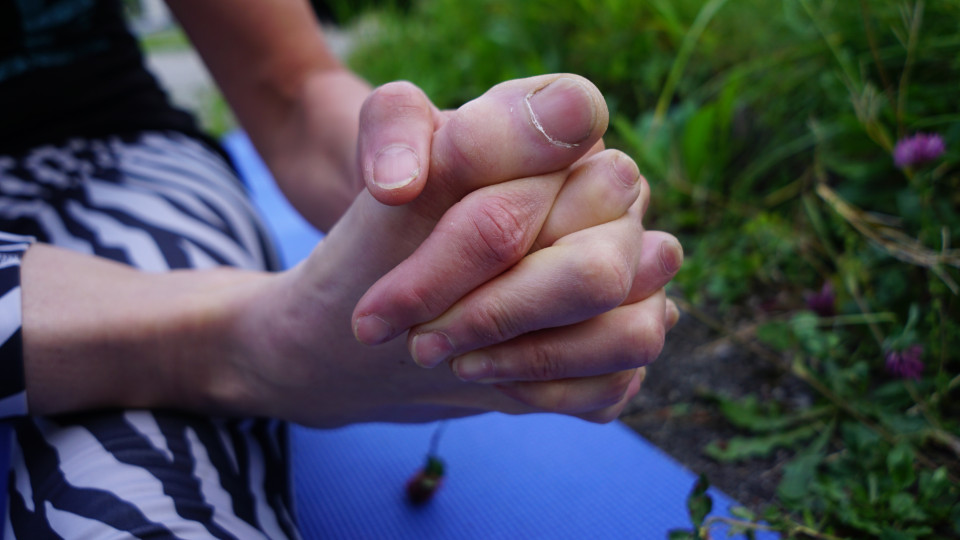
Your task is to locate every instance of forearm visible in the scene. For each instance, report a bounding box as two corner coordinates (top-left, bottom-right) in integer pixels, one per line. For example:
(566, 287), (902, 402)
(20, 244), (264, 416)
(261, 69), (371, 230)
(164, 0), (372, 230)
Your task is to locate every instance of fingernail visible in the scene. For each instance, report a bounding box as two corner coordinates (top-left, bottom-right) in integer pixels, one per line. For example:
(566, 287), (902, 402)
(354, 315), (393, 345)
(525, 77), (596, 148)
(373, 144), (420, 190)
(411, 331), (454, 368)
(452, 353), (494, 382)
(613, 153), (640, 188)
(659, 239), (684, 274)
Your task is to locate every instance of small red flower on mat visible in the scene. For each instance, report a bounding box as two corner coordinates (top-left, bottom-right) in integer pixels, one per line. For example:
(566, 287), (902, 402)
(406, 456), (445, 504)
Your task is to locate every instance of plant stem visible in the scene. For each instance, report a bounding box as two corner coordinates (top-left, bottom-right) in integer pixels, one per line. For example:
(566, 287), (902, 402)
(427, 420), (448, 457)
(802, 178), (887, 348)
(651, 0), (729, 131)
(818, 313), (897, 327)
(897, 0), (925, 140)
(925, 372), (960, 409)
(926, 428), (960, 461)
(858, 0), (897, 127)
(904, 380), (944, 433)
(704, 515), (843, 540)
(799, 0), (859, 90)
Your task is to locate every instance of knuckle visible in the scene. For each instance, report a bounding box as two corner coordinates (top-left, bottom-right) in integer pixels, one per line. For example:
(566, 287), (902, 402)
(469, 298), (519, 343)
(525, 345), (567, 381)
(572, 245), (633, 312)
(464, 193), (530, 266)
(391, 280), (447, 321)
(364, 81), (429, 122)
(432, 115), (487, 185)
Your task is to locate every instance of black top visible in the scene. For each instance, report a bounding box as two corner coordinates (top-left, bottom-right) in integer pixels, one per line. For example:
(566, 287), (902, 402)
(0, 0), (201, 153)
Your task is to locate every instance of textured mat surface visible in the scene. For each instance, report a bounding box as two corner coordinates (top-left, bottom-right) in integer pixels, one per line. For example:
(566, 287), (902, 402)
(290, 414), (775, 539)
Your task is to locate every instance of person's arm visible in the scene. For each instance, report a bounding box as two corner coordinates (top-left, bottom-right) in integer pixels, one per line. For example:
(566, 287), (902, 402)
(164, 0), (373, 230)
(19, 243), (258, 416)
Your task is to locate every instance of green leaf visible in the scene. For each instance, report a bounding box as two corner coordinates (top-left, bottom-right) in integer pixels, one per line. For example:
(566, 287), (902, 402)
(788, 312), (838, 358)
(687, 474), (713, 529)
(840, 420), (881, 456)
(877, 528), (919, 540)
(876, 410), (928, 436)
(889, 492), (928, 522)
(667, 530), (697, 540)
(777, 451), (820, 504)
(886, 442), (916, 492)
(777, 422), (833, 504)
(711, 393), (830, 433)
(730, 506), (756, 521)
(682, 104), (716, 183)
(705, 424), (818, 462)
(918, 467), (950, 502)
(755, 321), (794, 351)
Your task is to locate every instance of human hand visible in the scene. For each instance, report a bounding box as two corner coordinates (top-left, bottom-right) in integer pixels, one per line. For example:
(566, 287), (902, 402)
(353, 76), (682, 414)
(224, 75), (681, 426)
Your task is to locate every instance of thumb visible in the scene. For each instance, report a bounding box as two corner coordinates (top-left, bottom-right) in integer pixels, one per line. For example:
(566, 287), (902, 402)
(357, 81), (441, 206)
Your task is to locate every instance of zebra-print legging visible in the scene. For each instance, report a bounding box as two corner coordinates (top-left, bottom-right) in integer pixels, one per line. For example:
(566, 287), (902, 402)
(0, 131), (299, 539)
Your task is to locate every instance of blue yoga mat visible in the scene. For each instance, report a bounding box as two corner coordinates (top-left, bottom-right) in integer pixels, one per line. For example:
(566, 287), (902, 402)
(222, 131), (778, 540)
(291, 415), (767, 539)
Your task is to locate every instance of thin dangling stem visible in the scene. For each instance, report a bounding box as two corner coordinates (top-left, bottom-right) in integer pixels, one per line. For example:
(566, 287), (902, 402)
(427, 420), (448, 457)
(406, 421), (450, 504)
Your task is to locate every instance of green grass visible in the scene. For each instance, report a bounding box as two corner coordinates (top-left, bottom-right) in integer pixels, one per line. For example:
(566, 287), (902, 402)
(347, 1), (960, 538)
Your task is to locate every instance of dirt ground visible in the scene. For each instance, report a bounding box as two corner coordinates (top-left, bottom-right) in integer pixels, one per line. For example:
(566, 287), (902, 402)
(620, 306), (814, 512)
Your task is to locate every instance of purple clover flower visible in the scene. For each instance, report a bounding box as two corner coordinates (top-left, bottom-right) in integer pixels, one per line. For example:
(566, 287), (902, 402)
(885, 345), (924, 380)
(804, 282), (836, 318)
(893, 133), (945, 168)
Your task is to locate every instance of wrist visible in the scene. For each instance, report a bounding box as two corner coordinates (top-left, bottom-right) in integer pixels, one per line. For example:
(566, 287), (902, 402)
(163, 269), (275, 418)
(209, 197), (436, 426)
